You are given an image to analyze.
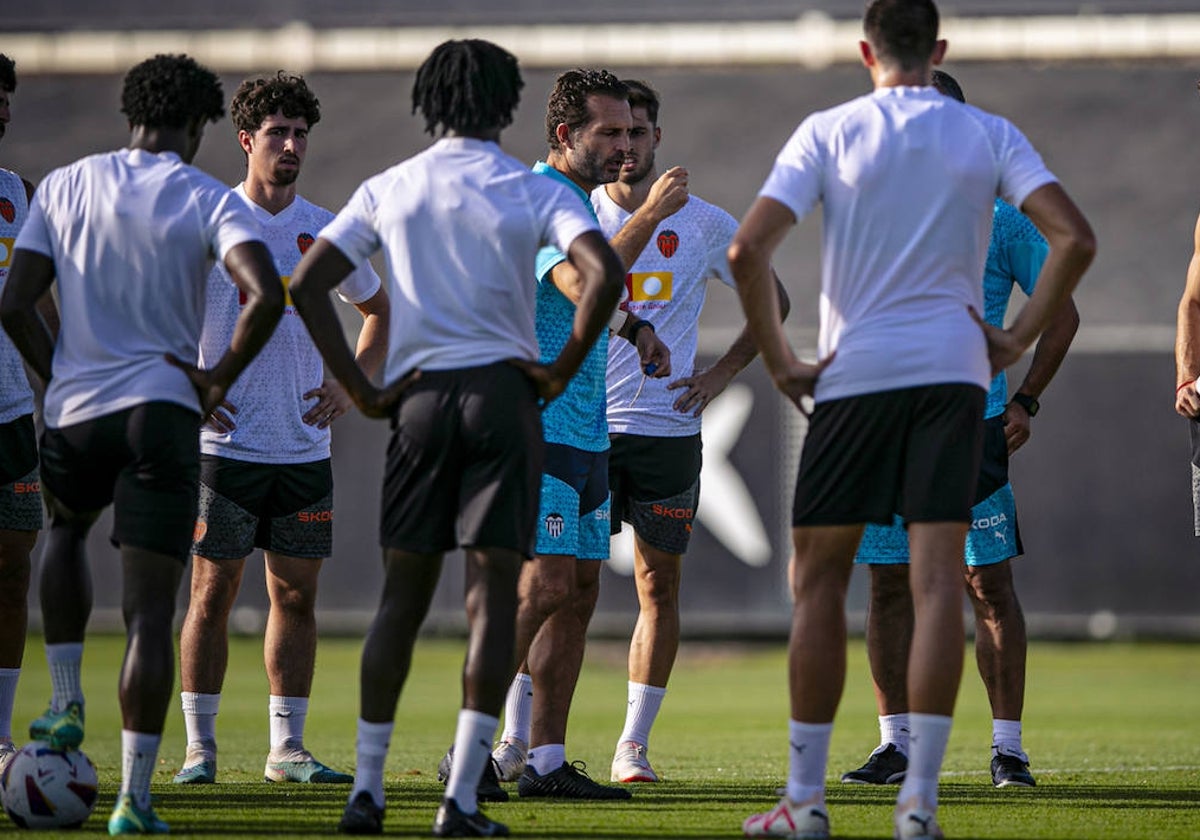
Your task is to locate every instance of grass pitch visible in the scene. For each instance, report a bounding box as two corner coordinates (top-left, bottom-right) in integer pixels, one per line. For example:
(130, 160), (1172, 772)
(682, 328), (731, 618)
(7, 635), (1200, 838)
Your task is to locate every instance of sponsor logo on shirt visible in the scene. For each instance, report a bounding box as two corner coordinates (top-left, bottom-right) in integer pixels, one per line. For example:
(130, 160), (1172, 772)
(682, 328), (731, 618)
(657, 229), (678, 258)
(627, 271), (673, 303)
(297, 232), (315, 254)
(0, 236), (12, 268)
(544, 512), (565, 538)
(0, 197), (13, 224)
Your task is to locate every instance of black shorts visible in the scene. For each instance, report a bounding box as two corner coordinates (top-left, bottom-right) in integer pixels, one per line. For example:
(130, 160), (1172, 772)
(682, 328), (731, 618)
(193, 455), (333, 560)
(381, 362), (544, 556)
(0, 414), (42, 531)
(793, 383), (985, 527)
(40, 402), (201, 560)
(608, 433), (701, 554)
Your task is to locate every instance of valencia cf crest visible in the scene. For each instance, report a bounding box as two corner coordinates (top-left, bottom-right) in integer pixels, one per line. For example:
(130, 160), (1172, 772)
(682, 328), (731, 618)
(0, 198), (14, 224)
(657, 229), (679, 258)
(297, 232), (315, 254)
(544, 513), (565, 539)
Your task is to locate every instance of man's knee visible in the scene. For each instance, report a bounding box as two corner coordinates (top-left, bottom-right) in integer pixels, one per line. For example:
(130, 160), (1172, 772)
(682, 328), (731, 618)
(519, 557), (575, 618)
(635, 547), (681, 608)
(964, 561), (1019, 613)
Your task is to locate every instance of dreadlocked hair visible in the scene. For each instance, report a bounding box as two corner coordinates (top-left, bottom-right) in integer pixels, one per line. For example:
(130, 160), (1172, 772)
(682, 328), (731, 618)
(412, 39), (523, 137)
(545, 69), (628, 150)
(0, 54), (15, 94)
(230, 71), (321, 134)
(121, 54), (224, 129)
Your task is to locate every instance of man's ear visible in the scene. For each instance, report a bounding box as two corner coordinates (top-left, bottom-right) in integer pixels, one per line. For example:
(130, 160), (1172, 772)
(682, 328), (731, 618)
(859, 40), (875, 69)
(652, 126), (662, 149)
(931, 38), (948, 66)
(555, 122), (572, 149)
(237, 128), (254, 156)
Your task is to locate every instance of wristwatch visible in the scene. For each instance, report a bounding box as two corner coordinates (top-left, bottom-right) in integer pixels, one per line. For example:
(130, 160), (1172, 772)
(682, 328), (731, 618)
(1009, 392), (1040, 417)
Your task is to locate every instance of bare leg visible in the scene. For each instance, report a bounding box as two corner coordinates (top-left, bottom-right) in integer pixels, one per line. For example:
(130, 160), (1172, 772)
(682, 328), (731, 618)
(964, 559), (1026, 721)
(627, 538), (681, 688)
(905, 522), (968, 715)
(0, 530), (36, 668)
(39, 512), (96, 644)
(118, 547), (185, 733)
(788, 524), (862, 722)
(461, 548), (523, 715)
(264, 552), (321, 698)
(359, 549), (443, 723)
(178, 555), (246, 695)
(527, 560), (601, 749)
(865, 563), (913, 716)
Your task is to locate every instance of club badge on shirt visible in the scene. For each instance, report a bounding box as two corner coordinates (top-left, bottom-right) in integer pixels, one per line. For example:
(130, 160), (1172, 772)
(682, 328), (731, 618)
(657, 229), (678, 258)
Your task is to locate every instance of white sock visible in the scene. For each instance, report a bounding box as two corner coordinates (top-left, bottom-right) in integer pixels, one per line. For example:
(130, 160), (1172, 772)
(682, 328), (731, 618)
(618, 681), (666, 749)
(527, 743), (566, 776)
(880, 712), (911, 755)
(351, 719), (392, 809)
(500, 673), (533, 745)
(269, 695), (308, 756)
(898, 713), (952, 811)
(0, 668), (18, 741)
(785, 720), (831, 806)
(180, 691), (220, 750)
(45, 643), (84, 710)
(445, 709), (499, 814)
(992, 718), (1024, 757)
(120, 730), (161, 810)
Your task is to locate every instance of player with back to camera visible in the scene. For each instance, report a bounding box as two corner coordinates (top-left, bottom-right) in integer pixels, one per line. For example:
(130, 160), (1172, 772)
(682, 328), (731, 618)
(287, 40), (624, 836)
(730, 1), (1095, 837)
(839, 68), (1080, 792)
(172, 70), (386, 788)
(0, 53), (284, 834)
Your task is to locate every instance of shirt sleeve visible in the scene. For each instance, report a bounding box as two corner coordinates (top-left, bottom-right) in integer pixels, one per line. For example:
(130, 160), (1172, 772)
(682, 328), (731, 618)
(13, 183), (54, 257)
(536, 180), (598, 284)
(993, 117), (1058, 210)
(1001, 205), (1050, 297)
(334, 260), (382, 305)
(703, 203), (740, 289)
(204, 183), (264, 261)
(319, 181), (383, 269)
(758, 118), (824, 224)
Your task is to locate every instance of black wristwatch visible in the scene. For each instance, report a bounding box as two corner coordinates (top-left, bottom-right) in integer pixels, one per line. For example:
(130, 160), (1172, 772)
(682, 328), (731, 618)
(1009, 392), (1039, 417)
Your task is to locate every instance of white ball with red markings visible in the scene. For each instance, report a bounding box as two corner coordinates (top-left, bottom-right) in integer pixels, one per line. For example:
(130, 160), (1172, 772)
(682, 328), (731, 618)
(1, 743), (99, 829)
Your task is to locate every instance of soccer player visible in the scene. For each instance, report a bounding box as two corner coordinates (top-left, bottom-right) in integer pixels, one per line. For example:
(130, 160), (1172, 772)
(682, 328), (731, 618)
(0, 54), (284, 834)
(840, 69), (1080, 791)
(0, 52), (58, 777)
(173, 72), (385, 787)
(287, 40), (624, 836)
(731, 2), (1095, 838)
(591, 79), (790, 784)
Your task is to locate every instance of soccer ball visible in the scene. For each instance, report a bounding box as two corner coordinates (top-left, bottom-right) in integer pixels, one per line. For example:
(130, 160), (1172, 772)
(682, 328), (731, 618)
(1, 743), (99, 829)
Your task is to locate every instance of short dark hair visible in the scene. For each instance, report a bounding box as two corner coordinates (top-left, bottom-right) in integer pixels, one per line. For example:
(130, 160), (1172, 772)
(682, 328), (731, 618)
(622, 79), (660, 125)
(120, 54), (224, 129)
(412, 39), (523, 137)
(545, 69), (628, 150)
(230, 72), (320, 134)
(931, 69), (965, 103)
(863, 0), (940, 72)
(0, 54), (15, 94)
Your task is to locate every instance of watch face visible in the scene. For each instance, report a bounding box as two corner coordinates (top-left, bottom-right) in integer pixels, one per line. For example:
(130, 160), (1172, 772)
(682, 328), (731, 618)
(1013, 394), (1039, 416)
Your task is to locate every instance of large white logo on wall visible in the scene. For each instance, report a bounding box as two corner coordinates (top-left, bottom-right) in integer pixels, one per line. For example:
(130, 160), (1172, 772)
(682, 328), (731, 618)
(609, 383), (771, 573)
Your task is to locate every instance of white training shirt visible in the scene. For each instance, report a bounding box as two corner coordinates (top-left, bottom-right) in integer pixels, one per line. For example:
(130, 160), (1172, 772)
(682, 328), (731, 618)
(16, 149), (263, 428)
(593, 187), (739, 436)
(199, 185), (381, 463)
(319, 136), (600, 381)
(0, 167), (34, 423)
(760, 86), (1056, 403)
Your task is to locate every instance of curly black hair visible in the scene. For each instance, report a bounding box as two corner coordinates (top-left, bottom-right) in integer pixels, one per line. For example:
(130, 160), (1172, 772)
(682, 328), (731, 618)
(863, 0), (940, 72)
(545, 69), (628, 151)
(412, 40), (523, 137)
(0, 54), (15, 94)
(120, 54), (224, 129)
(230, 71), (320, 134)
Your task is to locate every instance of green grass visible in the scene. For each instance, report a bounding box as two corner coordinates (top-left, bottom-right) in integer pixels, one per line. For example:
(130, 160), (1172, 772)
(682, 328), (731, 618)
(7, 636), (1200, 837)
